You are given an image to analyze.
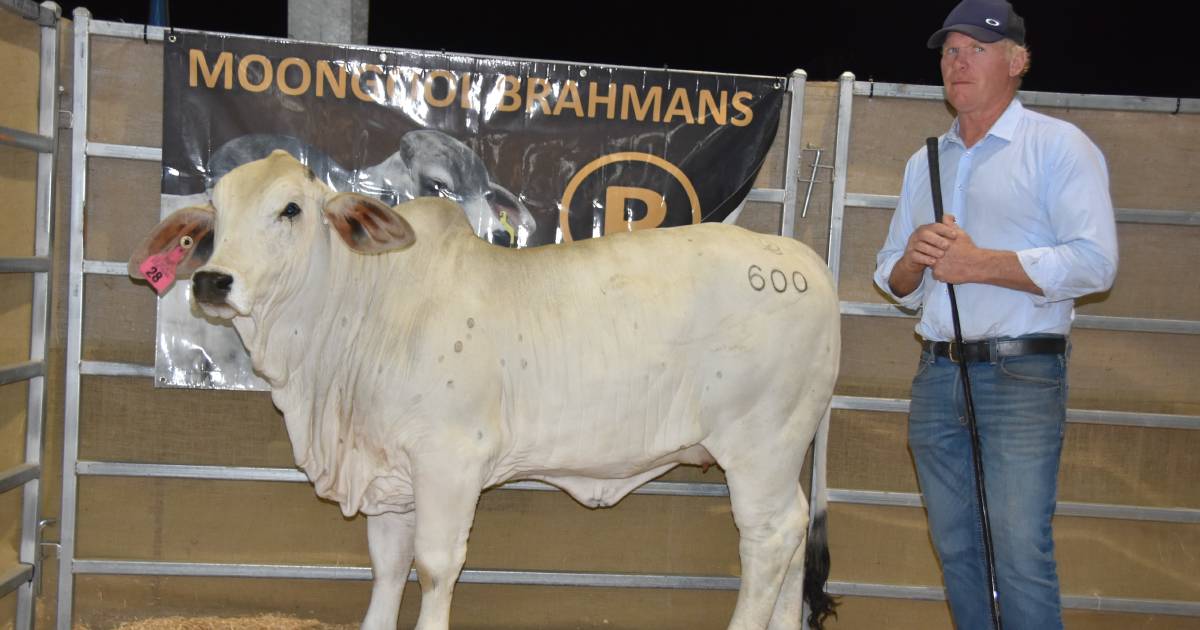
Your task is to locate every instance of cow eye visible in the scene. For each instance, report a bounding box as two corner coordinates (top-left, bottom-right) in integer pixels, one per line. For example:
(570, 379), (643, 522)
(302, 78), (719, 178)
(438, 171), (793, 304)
(422, 178), (448, 196)
(280, 202), (302, 220)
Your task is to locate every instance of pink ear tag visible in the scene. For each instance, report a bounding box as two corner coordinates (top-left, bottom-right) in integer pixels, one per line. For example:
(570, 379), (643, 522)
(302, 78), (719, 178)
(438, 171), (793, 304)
(139, 235), (193, 295)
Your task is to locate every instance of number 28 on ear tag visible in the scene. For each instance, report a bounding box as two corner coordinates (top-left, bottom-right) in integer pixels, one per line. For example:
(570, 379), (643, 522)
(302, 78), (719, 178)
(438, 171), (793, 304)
(139, 235), (194, 295)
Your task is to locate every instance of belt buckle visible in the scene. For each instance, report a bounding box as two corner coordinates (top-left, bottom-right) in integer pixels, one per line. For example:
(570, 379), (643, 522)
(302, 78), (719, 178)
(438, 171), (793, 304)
(948, 342), (961, 363)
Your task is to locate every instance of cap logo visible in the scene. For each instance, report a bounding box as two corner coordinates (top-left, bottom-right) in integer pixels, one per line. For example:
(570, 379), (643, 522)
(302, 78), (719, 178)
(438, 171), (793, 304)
(985, 18), (1000, 26)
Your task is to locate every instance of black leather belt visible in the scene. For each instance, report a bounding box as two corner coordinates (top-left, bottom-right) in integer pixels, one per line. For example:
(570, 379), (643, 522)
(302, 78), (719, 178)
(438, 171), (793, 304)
(921, 336), (1066, 363)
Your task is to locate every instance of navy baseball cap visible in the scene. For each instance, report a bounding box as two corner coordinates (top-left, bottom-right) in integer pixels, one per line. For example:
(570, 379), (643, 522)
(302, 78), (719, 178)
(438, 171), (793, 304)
(927, 0), (1026, 49)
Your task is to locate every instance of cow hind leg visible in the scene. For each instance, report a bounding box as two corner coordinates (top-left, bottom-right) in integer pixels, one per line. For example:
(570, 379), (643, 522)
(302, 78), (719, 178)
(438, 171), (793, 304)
(362, 510), (416, 630)
(723, 457), (809, 630)
(766, 504), (836, 630)
(765, 488), (809, 630)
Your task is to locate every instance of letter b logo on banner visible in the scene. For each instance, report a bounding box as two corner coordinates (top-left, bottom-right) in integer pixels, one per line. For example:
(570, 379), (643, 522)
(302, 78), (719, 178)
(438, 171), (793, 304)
(605, 186), (666, 234)
(559, 152), (701, 242)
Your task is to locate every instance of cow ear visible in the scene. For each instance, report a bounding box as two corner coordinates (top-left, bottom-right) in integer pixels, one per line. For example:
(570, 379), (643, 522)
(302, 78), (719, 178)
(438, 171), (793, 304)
(128, 205), (215, 286)
(323, 192), (416, 254)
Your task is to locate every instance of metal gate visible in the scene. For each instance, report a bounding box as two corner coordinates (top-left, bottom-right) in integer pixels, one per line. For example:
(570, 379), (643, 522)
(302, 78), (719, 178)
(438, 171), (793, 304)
(0, 1), (61, 629)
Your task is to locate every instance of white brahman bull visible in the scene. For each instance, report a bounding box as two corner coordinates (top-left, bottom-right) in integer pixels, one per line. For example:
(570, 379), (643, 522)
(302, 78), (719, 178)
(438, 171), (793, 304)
(130, 150), (841, 630)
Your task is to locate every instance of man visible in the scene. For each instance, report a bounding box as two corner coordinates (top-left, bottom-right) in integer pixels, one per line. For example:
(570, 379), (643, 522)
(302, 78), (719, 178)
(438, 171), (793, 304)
(873, 1), (1118, 628)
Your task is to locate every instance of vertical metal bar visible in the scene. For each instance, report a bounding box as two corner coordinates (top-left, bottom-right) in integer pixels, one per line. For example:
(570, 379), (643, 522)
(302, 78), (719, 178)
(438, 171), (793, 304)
(18, 4), (60, 629)
(58, 7), (91, 630)
(781, 69), (807, 239)
(827, 72), (854, 286)
(804, 72), (854, 630)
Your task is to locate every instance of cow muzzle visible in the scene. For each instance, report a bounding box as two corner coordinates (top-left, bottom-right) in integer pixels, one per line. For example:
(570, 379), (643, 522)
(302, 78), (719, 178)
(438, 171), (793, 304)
(193, 270), (234, 305)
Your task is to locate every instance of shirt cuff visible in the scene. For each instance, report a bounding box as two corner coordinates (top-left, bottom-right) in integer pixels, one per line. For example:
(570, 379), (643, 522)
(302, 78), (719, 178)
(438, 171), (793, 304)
(1017, 247), (1066, 304)
(875, 254), (926, 310)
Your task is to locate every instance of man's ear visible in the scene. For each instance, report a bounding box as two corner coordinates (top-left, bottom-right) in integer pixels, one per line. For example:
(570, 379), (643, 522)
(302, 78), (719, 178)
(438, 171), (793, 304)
(323, 192), (416, 254)
(128, 205), (215, 286)
(1008, 46), (1029, 79)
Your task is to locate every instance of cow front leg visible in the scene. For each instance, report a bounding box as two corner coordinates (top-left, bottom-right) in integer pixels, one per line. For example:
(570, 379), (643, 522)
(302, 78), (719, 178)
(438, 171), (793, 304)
(411, 459), (485, 630)
(362, 510), (416, 630)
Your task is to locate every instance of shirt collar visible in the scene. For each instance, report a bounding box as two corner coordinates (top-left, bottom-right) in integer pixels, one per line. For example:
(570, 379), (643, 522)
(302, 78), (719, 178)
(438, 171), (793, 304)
(943, 97), (1024, 149)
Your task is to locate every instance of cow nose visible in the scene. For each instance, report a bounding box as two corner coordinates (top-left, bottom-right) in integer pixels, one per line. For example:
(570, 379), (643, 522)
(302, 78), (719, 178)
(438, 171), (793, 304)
(193, 270), (233, 304)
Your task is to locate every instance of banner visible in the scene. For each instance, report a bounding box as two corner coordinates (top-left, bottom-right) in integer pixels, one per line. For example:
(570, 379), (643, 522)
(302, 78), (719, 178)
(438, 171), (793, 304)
(157, 31), (785, 389)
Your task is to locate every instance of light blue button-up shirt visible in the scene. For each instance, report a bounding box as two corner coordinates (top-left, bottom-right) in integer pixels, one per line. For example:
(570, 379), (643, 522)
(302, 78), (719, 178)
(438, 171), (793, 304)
(874, 98), (1119, 342)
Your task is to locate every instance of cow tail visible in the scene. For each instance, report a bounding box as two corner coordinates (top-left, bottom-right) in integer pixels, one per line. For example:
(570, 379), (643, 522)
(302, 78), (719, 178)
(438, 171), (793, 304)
(803, 508), (837, 629)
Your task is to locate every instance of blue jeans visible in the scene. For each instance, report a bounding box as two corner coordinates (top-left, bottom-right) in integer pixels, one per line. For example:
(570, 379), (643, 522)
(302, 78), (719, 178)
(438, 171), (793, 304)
(908, 343), (1067, 630)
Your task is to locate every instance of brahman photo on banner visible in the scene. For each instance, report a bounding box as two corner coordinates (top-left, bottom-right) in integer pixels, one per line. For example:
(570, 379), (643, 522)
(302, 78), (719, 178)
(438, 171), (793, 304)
(156, 30), (785, 390)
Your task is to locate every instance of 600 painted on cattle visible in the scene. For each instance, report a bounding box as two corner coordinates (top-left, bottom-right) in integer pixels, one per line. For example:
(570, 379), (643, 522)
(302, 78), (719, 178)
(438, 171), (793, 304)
(130, 150), (841, 630)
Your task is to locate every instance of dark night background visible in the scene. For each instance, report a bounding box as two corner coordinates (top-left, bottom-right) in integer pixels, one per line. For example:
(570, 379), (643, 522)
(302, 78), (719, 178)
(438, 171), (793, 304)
(53, 0), (1197, 99)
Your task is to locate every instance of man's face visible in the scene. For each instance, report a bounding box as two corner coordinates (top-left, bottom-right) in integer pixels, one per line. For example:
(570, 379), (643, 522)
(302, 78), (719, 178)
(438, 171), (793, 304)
(940, 31), (1025, 115)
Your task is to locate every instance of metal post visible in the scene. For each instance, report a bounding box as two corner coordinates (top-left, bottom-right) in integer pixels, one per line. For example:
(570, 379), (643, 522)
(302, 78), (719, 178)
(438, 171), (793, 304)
(9, 3), (61, 629)
(781, 69), (807, 239)
(287, 0), (368, 44)
(58, 7), (90, 629)
(827, 72), (854, 287)
(802, 71), (855, 630)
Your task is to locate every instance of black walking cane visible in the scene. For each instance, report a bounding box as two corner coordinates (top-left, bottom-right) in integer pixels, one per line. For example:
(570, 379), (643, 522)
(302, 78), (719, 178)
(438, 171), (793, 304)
(925, 137), (1003, 630)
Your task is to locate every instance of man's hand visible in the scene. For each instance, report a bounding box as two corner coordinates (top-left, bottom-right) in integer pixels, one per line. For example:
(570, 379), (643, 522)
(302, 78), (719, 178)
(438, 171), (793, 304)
(931, 215), (1045, 295)
(930, 215), (979, 284)
(888, 215), (959, 297)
